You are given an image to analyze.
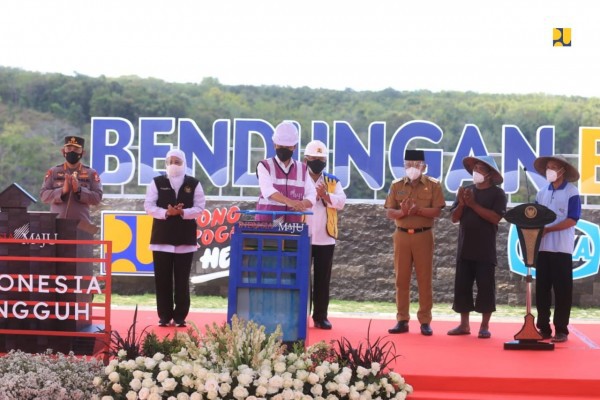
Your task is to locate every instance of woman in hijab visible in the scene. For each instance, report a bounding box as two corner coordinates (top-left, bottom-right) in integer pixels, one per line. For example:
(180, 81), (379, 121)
(144, 149), (205, 327)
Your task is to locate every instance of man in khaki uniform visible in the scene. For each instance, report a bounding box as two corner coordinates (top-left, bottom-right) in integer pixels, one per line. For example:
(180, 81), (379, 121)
(384, 150), (445, 336)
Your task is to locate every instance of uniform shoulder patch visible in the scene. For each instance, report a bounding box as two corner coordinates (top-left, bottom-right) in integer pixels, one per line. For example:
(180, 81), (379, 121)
(426, 176), (440, 184)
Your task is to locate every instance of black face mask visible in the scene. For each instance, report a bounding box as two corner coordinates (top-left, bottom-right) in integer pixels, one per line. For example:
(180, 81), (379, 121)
(307, 159), (326, 174)
(64, 151), (82, 165)
(276, 148), (294, 162)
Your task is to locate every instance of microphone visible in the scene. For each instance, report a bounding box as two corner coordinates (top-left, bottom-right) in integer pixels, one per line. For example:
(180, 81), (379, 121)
(523, 167), (531, 204)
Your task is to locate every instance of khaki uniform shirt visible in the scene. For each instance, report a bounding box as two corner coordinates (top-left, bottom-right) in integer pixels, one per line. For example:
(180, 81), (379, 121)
(384, 175), (445, 228)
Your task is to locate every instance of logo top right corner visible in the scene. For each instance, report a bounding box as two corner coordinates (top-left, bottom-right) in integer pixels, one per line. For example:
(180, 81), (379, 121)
(553, 28), (571, 47)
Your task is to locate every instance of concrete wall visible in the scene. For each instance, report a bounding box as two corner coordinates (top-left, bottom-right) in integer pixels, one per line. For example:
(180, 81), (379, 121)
(97, 199), (600, 307)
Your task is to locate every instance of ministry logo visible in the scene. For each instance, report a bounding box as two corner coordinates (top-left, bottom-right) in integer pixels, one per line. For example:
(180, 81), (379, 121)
(553, 28), (571, 47)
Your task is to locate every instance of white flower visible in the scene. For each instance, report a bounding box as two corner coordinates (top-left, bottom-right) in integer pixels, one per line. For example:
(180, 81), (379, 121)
(133, 370), (145, 379)
(170, 365), (184, 377)
(237, 372), (253, 386)
(142, 377), (155, 388)
(162, 377), (178, 391)
(307, 372), (320, 385)
(144, 358), (157, 370)
(108, 371), (121, 383)
(130, 378), (142, 391)
(126, 391), (138, 400)
(138, 387), (150, 400)
(148, 393), (162, 400)
(371, 362), (381, 374)
(177, 393), (190, 400)
(153, 353), (165, 361)
(118, 349), (128, 358)
(93, 376), (103, 387)
(157, 370), (170, 382)
(268, 375), (284, 391)
(101, 396), (114, 400)
(310, 383), (323, 396)
(105, 364), (115, 374)
(190, 394), (202, 400)
(219, 382), (232, 397)
(273, 361), (287, 373)
(112, 383), (123, 393)
(356, 366), (369, 379)
(255, 385), (268, 397)
(233, 385), (249, 399)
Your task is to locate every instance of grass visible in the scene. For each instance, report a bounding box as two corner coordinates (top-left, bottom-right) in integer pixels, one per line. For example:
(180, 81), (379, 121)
(99, 294), (600, 320)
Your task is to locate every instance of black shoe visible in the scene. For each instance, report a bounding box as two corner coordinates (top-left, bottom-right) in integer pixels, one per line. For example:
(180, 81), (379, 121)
(552, 333), (568, 343)
(158, 319), (171, 327)
(388, 320), (409, 334)
(539, 330), (552, 340)
(420, 323), (433, 336)
(175, 320), (186, 328)
(313, 319), (332, 330)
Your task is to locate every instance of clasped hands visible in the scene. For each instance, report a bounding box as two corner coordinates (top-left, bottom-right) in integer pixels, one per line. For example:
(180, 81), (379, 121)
(400, 197), (421, 216)
(315, 182), (329, 203)
(62, 173), (80, 195)
(166, 203), (185, 217)
(457, 186), (476, 208)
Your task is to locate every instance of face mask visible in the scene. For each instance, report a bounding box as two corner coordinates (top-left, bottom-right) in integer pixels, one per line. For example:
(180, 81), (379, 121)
(307, 159), (326, 174)
(473, 171), (486, 184)
(167, 164), (185, 177)
(276, 148), (294, 162)
(64, 151), (82, 165)
(406, 167), (421, 181)
(546, 168), (558, 183)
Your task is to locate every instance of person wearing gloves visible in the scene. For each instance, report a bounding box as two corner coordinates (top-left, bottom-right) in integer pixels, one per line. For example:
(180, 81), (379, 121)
(304, 140), (346, 329)
(256, 121), (316, 222)
(447, 155), (507, 339)
(144, 149), (206, 327)
(533, 154), (581, 343)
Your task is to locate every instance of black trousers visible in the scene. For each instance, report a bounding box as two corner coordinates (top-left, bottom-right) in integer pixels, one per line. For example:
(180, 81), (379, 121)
(311, 244), (335, 321)
(152, 251), (193, 324)
(535, 251), (573, 335)
(452, 259), (496, 314)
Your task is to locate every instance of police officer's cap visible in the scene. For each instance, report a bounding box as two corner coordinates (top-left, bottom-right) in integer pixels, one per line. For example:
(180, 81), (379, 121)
(64, 136), (85, 148)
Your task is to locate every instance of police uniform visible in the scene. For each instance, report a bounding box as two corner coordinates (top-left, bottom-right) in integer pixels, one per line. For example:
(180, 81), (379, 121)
(40, 136), (103, 225)
(384, 174), (445, 326)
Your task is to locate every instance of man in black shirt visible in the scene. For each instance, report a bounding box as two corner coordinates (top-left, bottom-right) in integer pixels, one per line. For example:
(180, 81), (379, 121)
(447, 155), (507, 339)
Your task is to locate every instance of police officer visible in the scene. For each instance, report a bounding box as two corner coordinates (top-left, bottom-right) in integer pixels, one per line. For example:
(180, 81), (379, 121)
(384, 150), (445, 336)
(40, 136), (103, 226)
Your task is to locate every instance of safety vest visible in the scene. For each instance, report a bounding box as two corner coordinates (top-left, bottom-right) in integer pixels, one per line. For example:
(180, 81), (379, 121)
(323, 172), (339, 239)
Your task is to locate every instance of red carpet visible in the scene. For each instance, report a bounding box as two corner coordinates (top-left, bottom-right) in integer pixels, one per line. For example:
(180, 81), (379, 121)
(112, 309), (600, 400)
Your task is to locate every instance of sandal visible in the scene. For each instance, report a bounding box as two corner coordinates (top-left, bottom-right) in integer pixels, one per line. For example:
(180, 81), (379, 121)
(478, 329), (491, 339)
(447, 326), (471, 335)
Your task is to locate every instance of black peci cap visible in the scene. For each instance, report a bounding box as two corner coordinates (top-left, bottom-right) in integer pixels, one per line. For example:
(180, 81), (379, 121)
(404, 150), (425, 161)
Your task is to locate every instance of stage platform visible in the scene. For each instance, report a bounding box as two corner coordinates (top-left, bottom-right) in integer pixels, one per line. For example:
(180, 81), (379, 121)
(112, 309), (600, 400)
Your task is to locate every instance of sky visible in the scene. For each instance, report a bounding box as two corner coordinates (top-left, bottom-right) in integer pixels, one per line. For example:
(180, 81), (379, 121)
(1, 0), (598, 97)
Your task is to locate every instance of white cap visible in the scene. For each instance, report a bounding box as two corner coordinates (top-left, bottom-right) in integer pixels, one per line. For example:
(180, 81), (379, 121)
(304, 140), (327, 157)
(272, 122), (299, 146)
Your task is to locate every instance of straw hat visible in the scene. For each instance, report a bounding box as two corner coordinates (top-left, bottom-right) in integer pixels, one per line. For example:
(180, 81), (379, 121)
(462, 155), (503, 185)
(533, 155), (579, 182)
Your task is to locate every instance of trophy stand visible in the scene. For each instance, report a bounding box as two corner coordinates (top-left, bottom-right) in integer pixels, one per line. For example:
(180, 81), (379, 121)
(504, 203), (556, 351)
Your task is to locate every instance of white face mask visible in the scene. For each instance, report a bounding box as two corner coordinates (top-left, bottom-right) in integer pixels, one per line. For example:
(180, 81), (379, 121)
(406, 167), (422, 181)
(473, 171), (486, 184)
(546, 168), (558, 183)
(167, 164), (185, 177)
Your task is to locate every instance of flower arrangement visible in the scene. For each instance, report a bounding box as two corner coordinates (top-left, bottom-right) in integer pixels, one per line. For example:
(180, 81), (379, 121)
(92, 316), (413, 399)
(0, 349), (104, 399)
